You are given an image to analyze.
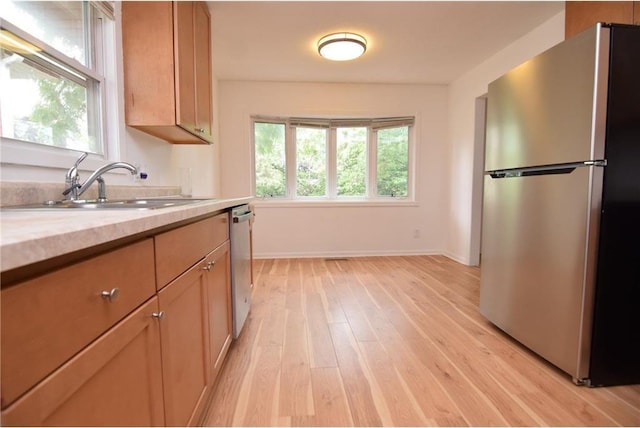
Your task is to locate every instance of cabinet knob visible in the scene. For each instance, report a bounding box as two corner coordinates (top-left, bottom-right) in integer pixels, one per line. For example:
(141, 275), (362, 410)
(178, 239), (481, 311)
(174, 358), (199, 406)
(202, 260), (215, 272)
(152, 311), (165, 320)
(195, 127), (205, 133)
(101, 288), (120, 302)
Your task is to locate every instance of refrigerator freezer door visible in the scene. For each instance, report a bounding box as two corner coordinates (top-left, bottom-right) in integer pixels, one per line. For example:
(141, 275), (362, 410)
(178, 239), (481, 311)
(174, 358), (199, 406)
(480, 165), (602, 380)
(485, 25), (609, 172)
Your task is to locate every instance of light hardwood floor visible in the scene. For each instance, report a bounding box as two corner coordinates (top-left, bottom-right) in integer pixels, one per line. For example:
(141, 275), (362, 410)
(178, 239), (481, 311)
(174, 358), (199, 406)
(203, 256), (640, 426)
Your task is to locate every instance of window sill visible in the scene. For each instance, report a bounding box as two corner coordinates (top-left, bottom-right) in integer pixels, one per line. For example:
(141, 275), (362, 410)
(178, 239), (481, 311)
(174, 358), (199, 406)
(252, 198), (418, 208)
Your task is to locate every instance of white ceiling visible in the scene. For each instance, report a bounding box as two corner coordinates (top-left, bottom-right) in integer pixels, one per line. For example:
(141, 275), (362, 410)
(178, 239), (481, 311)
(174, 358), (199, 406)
(209, 1), (564, 85)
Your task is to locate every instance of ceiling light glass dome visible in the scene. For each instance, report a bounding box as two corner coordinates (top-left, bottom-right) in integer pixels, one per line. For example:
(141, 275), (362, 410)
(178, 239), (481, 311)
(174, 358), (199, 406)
(318, 32), (367, 61)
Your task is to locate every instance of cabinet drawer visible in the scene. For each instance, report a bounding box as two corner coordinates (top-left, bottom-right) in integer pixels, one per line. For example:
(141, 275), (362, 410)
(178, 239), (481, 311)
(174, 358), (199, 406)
(0, 238), (156, 408)
(155, 213), (229, 289)
(1, 297), (164, 426)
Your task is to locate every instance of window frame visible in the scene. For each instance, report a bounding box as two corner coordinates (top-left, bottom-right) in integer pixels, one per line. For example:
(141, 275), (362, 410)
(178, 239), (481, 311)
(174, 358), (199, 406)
(252, 116), (416, 205)
(0, 1), (120, 172)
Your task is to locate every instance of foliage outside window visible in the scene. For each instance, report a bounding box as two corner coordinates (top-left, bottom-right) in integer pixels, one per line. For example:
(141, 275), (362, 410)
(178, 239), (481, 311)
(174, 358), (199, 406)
(337, 127), (367, 197)
(377, 127), (409, 197)
(0, 1), (113, 154)
(254, 122), (287, 197)
(253, 116), (413, 201)
(296, 127), (327, 197)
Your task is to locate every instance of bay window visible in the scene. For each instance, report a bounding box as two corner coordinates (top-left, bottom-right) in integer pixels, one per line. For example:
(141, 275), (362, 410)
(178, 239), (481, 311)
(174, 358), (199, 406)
(253, 116), (414, 201)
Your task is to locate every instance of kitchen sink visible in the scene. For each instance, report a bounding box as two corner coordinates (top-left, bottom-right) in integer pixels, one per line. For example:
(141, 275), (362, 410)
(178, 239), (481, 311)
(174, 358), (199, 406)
(2, 198), (214, 211)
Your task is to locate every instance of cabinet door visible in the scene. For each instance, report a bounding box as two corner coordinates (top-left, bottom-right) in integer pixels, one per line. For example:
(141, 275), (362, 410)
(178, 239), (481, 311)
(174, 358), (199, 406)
(122, 1), (176, 127)
(158, 259), (211, 426)
(206, 241), (232, 385)
(174, 1), (196, 134)
(1, 298), (164, 426)
(122, 1), (212, 144)
(174, 1), (214, 144)
(194, 1), (213, 142)
(565, 1), (635, 39)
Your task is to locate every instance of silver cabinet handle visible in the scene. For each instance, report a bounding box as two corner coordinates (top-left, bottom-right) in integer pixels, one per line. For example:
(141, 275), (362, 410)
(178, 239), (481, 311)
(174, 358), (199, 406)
(152, 311), (165, 320)
(202, 260), (215, 272)
(101, 288), (120, 302)
(195, 128), (205, 133)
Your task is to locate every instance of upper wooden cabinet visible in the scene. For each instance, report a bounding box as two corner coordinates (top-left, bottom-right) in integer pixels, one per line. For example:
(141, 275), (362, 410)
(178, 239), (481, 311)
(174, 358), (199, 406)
(122, 1), (214, 144)
(565, 1), (640, 39)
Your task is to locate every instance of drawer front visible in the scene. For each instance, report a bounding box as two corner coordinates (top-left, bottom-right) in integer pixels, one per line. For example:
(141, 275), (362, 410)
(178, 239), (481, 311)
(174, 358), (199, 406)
(1, 238), (156, 408)
(155, 213), (229, 289)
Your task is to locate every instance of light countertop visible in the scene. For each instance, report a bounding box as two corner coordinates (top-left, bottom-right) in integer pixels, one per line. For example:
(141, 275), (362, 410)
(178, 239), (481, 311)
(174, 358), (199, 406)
(0, 197), (252, 272)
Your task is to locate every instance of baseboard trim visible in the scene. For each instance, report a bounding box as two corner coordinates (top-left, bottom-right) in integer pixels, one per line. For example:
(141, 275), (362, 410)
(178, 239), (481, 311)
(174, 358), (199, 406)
(254, 249), (442, 260)
(441, 251), (472, 266)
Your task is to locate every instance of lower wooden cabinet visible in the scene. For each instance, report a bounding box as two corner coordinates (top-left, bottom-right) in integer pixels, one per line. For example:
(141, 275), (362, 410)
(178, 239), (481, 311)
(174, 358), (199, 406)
(1, 298), (165, 426)
(157, 258), (211, 426)
(0, 238), (156, 408)
(1, 213), (234, 427)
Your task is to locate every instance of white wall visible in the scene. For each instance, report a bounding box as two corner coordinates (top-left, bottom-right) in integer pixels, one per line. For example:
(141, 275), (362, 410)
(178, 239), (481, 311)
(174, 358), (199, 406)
(445, 11), (565, 265)
(218, 81), (449, 258)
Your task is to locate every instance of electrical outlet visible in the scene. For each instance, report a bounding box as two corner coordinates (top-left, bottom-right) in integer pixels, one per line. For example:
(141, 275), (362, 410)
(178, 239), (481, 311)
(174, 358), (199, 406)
(413, 229), (420, 239)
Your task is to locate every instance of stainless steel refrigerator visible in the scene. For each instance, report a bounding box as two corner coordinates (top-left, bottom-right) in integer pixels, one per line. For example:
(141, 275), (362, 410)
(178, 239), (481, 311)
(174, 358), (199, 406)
(480, 23), (640, 386)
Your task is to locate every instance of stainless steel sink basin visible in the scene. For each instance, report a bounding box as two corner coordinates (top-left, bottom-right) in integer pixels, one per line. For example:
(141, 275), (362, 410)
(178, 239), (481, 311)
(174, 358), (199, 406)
(2, 198), (213, 211)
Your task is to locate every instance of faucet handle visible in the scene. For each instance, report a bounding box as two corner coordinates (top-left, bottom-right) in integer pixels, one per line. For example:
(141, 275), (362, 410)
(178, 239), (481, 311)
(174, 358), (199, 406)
(65, 152), (88, 180)
(73, 152), (88, 168)
(63, 152), (88, 199)
(62, 183), (81, 196)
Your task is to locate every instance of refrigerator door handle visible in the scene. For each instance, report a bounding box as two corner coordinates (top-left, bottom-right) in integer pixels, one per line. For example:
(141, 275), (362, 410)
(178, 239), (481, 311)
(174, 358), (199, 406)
(487, 160), (606, 179)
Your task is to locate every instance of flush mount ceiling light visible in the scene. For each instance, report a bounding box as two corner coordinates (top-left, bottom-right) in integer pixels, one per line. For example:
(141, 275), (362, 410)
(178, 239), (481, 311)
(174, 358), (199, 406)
(318, 32), (367, 61)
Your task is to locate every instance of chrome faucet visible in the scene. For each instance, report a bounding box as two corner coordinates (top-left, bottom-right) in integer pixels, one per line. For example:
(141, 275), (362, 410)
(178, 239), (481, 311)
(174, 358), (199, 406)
(63, 153), (138, 201)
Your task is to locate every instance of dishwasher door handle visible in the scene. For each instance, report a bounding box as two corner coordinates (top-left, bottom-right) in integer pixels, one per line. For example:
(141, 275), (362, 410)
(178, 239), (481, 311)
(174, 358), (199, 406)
(233, 211), (253, 223)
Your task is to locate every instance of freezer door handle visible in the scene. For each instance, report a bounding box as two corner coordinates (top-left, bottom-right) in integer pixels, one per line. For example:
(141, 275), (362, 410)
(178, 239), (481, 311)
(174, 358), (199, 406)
(487, 160), (606, 179)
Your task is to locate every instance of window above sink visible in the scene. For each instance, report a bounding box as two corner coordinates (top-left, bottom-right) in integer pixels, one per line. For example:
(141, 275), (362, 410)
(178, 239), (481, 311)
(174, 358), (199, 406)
(0, 1), (120, 169)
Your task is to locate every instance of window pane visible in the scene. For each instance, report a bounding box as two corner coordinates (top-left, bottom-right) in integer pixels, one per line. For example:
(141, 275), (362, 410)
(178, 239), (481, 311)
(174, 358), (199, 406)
(0, 43), (100, 152)
(1, 1), (87, 65)
(336, 127), (366, 196)
(254, 122), (286, 197)
(296, 127), (327, 197)
(377, 127), (409, 197)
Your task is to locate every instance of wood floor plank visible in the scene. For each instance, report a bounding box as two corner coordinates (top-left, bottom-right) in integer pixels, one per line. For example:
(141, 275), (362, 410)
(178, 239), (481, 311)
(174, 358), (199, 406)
(279, 309), (313, 417)
(345, 310), (378, 343)
(305, 291), (338, 368)
(329, 322), (385, 426)
(203, 316), (261, 426)
(284, 260), (304, 312)
(305, 367), (354, 426)
(357, 340), (430, 426)
(203, 256), (640, 427)
(235, 345), (282, 426)
(317, 274), (348, 323)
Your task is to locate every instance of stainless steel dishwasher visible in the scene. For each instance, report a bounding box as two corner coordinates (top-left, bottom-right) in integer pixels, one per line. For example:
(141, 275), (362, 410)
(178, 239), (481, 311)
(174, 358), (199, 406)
(230, 204), (252, 338)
